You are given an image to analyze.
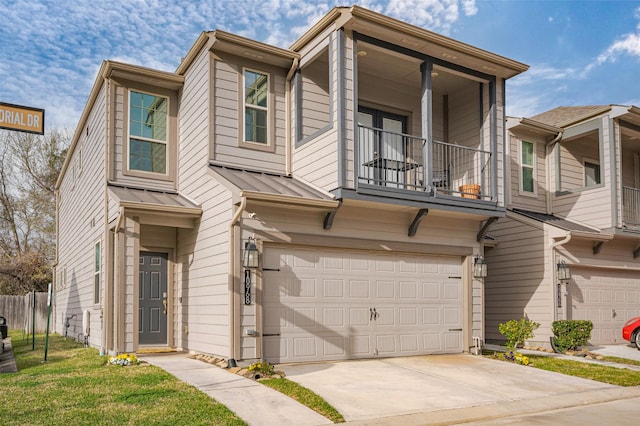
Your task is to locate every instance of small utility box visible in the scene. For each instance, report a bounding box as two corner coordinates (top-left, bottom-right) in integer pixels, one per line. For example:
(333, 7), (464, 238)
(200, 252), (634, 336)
(0, 316), (8, 339)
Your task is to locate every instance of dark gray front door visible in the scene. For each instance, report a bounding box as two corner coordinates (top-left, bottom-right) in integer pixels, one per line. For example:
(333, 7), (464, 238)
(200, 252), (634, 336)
(139, 252), (168, 345)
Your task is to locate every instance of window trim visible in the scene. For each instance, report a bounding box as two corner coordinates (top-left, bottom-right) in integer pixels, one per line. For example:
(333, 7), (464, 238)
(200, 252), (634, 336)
(240, 67), (274, 152)
(94, 240), (101, 306)
(126, 89), (170, 178)
(584, 158), (601, 187)
(519, 140), (537, 197)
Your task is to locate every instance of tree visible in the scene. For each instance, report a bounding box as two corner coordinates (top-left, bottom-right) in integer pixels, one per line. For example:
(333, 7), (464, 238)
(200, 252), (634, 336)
(0, 129), (69, 294)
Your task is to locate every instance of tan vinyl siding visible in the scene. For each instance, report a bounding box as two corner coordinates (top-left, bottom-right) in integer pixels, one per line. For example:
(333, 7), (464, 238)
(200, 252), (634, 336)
(300, 50), (330, 139)
(508, 132), (547, 211)
(293, 127), (339, 190)
(175, 46), (234, 357)
(212, 52), (287, 173)
(484, 217), (553, 344)
(554, 117), (612, 229)
(55, 85), (107, 348)
(238, 204), (483, 359)
(123, 215), (138, 352)
(111, 83), (177, 191)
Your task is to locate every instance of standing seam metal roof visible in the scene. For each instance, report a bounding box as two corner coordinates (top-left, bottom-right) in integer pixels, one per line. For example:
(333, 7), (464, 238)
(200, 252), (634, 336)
(208, 163), (334, 201)
(511, 208), (600, 234)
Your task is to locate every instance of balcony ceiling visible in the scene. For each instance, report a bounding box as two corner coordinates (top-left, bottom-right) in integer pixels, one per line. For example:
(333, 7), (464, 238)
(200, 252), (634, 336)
(357, 42), (465, 94)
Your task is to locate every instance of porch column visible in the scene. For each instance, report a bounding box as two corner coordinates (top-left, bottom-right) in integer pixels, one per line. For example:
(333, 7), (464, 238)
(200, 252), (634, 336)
(420, 62), (433, 193)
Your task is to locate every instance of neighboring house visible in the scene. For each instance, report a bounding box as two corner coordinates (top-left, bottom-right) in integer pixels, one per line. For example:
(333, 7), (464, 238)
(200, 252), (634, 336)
(54, 6), (528, 363)
(486, 105), (640, 347)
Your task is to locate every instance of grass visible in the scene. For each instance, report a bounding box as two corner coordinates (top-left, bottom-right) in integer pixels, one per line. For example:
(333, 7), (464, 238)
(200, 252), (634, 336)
(483, 349), (640, 387)
(1, 330), (246, 426)
(602, 356), (640, 367)
(260, 378), (345, 423)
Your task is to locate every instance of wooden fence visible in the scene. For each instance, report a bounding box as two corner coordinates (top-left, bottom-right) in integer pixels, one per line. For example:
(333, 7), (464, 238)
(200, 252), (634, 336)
(0, 292), (48, 333)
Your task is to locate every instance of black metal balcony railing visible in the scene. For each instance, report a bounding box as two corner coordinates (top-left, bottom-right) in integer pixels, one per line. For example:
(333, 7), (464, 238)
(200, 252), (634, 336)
(358, 125), (493, 200)
(623, 186), (640, 227)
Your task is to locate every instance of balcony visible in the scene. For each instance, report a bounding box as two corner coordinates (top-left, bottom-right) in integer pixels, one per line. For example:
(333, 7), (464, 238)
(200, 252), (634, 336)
(357, 125), (493, 200)
(623, 186), (640, 228)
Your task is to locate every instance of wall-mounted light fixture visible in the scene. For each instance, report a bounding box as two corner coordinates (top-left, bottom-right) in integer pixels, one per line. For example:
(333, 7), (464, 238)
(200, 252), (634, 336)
(472, 255), (488, 279)
(242, 237), (259, 269)
(557, 260), (571, 281)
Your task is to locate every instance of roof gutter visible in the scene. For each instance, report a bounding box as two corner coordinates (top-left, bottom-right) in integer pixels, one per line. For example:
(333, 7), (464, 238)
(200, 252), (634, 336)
(550, 232), (571, 322)
(545, 131), (563, 214)
(285, 57), (299, 176)
(240, 191), (340, 209)
(228, 197), (247, 363)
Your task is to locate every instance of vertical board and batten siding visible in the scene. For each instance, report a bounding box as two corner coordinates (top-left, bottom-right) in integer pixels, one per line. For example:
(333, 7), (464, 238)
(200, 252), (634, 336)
(56, 84), (107, 348)
(484, 217), (554, 343)
(212, 52), (287, 174)
(175, 46), (234, 356)
(110, 84), (176, 192)
(554, 118), (612, 229)
(508, 132), (548, 212)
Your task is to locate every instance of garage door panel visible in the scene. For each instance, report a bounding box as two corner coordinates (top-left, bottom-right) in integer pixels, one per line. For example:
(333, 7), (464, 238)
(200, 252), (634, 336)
(350, 307), (371, 326)
(399, 281), (418, 299)
(375, 307), (396, 325)
(375, 281), (395, 299)
(375, 334), (396, 353)
(323, 336), (346, 356)
(322, 308), (345, 327)
(569, 267), (640, 345)
(400, 334), (419, 352)
(422, 308), (440, 324)
(422, 282), (440, 299)
(322, 279), (345, 298)
(423, 333), (441, 350)
(443, 307), (461, 325)
(264, 247), (463, 363)
(351, 335), (371, 356)
(294, 337), (317, 357)
(444, 332), (462, 350)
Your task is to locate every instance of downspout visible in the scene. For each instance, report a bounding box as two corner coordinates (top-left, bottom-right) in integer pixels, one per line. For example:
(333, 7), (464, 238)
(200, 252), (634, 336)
(545, 131), (563, 214)
(550, 232), (571, 322)
(285, 58), (299, 176)
(228, 197), (246, 363)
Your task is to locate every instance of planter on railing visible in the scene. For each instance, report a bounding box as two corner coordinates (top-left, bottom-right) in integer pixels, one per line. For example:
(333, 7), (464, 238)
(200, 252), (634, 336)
(459, 184), (481, 199)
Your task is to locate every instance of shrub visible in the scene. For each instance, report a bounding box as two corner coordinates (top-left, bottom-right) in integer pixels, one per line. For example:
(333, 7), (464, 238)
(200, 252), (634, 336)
(247, 360), (275, 377)
(498, 318), (540, 350)
(551, 320), (593, 352)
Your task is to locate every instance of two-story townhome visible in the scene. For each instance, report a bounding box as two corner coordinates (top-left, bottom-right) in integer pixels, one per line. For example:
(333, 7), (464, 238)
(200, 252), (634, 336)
(55, 6), (527, 363)
(486, 105), (640, 347)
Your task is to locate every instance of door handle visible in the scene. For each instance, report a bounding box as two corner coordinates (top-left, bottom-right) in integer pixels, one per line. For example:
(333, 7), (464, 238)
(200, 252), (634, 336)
(373, 307), (379, 320)
(370, 308), (374, 321)
(162, 299), (167, 314)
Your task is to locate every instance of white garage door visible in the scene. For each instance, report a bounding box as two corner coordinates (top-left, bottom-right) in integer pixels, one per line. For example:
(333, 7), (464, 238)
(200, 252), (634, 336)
(569, 267), (640, 344)
(263, 246), (463, 364)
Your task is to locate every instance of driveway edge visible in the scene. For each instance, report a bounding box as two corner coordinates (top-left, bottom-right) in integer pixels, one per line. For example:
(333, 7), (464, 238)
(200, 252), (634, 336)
(342, 386), (640, 425)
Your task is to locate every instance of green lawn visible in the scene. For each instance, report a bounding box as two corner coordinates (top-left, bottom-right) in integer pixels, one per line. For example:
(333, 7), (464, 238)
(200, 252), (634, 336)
(261, 378), (344, 423)
(1, 331), (246, 426)
(484, 349), (640, 387)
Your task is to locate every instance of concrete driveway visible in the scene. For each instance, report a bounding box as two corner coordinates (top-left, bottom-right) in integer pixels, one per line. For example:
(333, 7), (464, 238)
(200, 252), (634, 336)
(590, 344), (640, 361)
(278, 354), (617, 423)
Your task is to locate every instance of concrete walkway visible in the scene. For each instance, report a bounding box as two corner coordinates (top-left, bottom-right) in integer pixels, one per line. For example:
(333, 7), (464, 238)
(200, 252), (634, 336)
(139, 353), (331, 426)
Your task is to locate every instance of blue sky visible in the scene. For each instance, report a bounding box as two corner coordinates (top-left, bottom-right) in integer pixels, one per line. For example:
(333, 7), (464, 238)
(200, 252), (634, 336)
(1, 0), (639, 130)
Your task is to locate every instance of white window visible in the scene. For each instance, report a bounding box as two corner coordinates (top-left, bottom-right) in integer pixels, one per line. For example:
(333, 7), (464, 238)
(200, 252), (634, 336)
(94, 241), (101, 304)
(243, 69), (269, 145)
(128, 90), (168, 174)
(584, 160), (601, 187)
(520, 140), (535, 195)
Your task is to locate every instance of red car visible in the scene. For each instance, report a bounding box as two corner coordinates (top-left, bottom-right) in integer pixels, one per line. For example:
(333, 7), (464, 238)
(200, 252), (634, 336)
(622, 317), (640, 350)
